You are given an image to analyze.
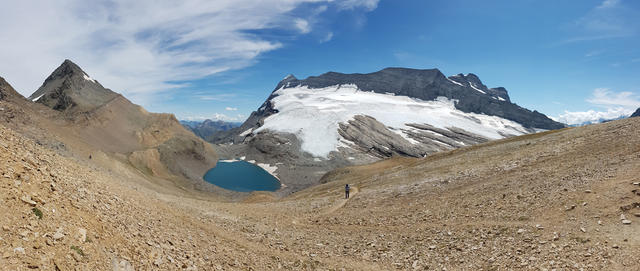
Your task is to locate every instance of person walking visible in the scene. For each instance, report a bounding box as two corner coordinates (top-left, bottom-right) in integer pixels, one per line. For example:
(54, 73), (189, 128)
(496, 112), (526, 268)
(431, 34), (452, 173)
(345, 184), (350, 199)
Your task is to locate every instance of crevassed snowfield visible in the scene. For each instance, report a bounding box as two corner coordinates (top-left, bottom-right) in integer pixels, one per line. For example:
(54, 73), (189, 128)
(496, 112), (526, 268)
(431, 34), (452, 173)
(255, 84), (534, 157)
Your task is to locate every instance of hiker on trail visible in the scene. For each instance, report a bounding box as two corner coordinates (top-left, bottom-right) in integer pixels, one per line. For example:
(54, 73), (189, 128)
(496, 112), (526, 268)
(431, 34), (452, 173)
(345, 184), (350, 199)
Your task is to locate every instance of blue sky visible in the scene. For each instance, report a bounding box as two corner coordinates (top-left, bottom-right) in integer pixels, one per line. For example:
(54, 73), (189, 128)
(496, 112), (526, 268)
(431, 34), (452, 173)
(1, 0), (639, 125)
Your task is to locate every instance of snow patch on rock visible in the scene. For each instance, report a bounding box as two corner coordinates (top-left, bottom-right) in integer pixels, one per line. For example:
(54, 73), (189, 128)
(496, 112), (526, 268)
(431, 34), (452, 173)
(255, 84), (534, 158)
(83, 73), (96, 83)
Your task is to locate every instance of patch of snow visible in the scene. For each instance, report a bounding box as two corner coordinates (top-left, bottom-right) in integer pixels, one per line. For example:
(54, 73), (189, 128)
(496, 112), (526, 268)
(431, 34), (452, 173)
(83, 73), (96, 83)
(256, 84), (534, 158)
(497, 97), (506, 101)
(32, 94), (44, 102)
(219, 159), (239, 163)
(256, 163), (279, 179)
(447, 78), (464, 86)
(239, 128), (253, 137)
(348, 157), (355, 160)
(391, 128), (420, 145)
(469, 83), (486, 94)
(239, 156), (246, 160)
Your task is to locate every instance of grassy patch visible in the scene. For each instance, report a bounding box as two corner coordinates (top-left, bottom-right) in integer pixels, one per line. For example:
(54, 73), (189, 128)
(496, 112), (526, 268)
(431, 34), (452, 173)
(32, 207), (43, 219)
(70, 245), (85, 256)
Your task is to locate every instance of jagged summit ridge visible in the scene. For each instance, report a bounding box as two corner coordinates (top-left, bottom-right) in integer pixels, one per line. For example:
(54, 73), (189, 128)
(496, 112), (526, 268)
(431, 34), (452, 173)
(28, 59), (118, 113)
(270, 67), (562, 130)
(631, 108), (640, 118)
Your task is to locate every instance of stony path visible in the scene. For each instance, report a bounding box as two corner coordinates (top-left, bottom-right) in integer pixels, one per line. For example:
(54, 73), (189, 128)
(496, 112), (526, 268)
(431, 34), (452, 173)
(321, 186), (359, 216)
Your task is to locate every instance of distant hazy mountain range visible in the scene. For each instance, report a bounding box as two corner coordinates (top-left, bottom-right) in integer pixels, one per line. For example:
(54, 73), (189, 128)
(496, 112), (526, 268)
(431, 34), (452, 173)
(180, 119), (241, 141)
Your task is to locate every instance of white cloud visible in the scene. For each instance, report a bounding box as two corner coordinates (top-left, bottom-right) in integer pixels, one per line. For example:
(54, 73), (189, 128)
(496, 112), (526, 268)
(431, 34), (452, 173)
(294, 18), (311, 34)
(555, 0), (637, 45)
(338, 0), (379, 11)
(196, 94), (236, 101)
(597, 0), (619, 9)
(0, 0), (379, 106)
(320, 32), (334, 43)
(587, 88), (640, 108)
(225, 107), (238, 111)
(555, 88), (640, 125)
(182, 113), (245, 122)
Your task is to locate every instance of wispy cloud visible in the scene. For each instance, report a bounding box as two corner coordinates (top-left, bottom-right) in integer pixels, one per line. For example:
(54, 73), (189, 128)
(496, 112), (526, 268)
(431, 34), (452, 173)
(597, 0), (620, 9)
(554, 0), (638, 45)
(196, 94), (236, 101)
(585, 50), (604, 57)
(183, 113), (246, 122)
(320, 32), (334, 43)
(337, 0), (379, 11)
(294, 18), (311, 34)
(555, 88), (640, 125)
(0, 0), (379, 106)
(225, 107), (238, 111)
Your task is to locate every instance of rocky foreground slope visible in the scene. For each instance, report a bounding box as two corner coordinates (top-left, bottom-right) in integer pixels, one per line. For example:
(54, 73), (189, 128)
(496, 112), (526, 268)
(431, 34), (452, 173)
(215, 68), (564, 194)
(1, 107), (639, 269)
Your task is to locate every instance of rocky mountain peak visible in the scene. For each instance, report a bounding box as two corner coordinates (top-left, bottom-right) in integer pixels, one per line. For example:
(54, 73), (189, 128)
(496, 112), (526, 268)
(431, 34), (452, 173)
(263, 67), (562, 130)
(0, 76), (21, 101)
(28, 60), (118, 114)
(631, 108), (640, 118)
(464, 73), (487, 89)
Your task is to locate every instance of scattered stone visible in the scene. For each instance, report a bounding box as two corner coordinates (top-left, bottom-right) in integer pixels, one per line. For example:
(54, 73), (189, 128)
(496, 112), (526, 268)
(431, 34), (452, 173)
(535, 224), (544, 230)
(13, 247), (25, 254)
(77, 228), (87, 243)
(622, 219), (631, 225)
(584, 190), (592, 193)
(112, 258), (135, 271)
(517, 229), (525, 234)
(580, 227), (586, 233)
(634, 213), (640, 217)
(620, 214), (627, 220)
(154, 257), (164, 266)
(20, 195), (37, 206)
(566, 205), (576, 211)
(612, 244), (619, 249)
(53, 228), (65, 240)
(2, 226), (10, 231)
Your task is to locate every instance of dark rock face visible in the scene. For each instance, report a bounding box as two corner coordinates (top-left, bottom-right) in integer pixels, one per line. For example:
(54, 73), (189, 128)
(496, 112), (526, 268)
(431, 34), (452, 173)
(28, 60), (118, 114)
(274, 68), (563, 130)
(631, 108), (640, 118)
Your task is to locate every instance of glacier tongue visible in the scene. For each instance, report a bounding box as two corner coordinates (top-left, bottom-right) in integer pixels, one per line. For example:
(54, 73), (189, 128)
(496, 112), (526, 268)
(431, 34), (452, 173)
(255, 84), (535, 158)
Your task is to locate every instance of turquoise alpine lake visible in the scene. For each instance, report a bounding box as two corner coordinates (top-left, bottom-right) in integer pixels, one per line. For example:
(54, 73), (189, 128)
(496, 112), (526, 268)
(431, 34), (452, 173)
(203, 160), (280, 192)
